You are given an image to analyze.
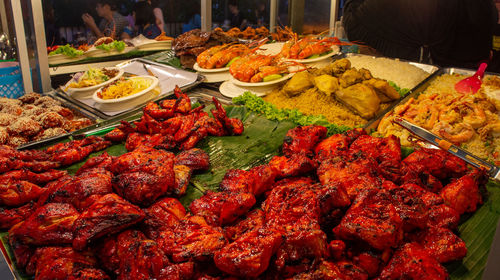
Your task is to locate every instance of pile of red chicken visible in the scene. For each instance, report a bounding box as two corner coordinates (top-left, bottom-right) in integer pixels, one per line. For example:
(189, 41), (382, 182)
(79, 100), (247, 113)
(0, 98), (487, 279)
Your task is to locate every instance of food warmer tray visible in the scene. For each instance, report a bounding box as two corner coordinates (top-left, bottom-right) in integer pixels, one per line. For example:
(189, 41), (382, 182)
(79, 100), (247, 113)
(52, 58), (205, 120)
(363, 67), (499, 131)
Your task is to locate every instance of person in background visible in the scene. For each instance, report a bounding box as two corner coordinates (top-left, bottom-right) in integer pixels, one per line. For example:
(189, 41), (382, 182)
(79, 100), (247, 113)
(228, 0), (247, 30)
(254, 1), (268, 27)
(81, 0), (129, 40)
(150, 0), (166, 34)
(182, 1), (201, 33)
(123, 1), (162, 39)
(342, 0), (497, 69)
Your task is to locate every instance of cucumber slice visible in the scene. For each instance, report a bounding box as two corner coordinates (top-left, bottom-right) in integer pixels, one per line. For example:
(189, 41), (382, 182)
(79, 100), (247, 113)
(226, 56), (240, 67)
(262, 74), (283, 82)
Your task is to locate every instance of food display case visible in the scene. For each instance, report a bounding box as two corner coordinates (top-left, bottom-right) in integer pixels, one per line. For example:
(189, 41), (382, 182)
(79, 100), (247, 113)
(1, 0), (500, 279)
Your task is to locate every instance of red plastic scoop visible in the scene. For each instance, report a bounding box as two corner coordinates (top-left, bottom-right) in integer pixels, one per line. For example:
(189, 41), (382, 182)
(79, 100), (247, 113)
(454, 62), (488, 94)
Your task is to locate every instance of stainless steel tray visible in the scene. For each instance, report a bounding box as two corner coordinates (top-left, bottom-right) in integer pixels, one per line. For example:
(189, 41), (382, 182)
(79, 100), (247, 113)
(363, 67), (499, 131)
(52, 58), (204, 120)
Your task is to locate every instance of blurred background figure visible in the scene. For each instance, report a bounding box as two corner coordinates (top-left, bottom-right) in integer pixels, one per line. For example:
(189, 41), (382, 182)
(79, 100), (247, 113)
(342, 0), (497, 69)
(228, 0), (247, 29)
(254, 1), (268, 27)
(182, 0), (201, 33)
(81, 0), (129, 40)
(123, 1), (162, 39)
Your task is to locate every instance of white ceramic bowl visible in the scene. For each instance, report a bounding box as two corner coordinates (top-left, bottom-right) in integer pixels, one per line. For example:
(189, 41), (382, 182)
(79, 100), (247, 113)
(63, 67), (124, 98)
(92, 76), (159, 104)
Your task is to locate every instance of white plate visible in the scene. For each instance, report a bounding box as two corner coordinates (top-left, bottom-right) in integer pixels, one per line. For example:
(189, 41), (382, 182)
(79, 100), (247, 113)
(193, 62), (230, 73)
(48, 54), (85, 65)
(285, 45), (340, 63)
(63, 68), (124, 98)
(95, 87), (161, 112)
(85, 46), (135, 58)
(219, 81), (276, 98)
(201, 72), (232, 83)
(92, 76), (159, 104)
(230, 73), (293, 87)
(257, 42), (285, 56)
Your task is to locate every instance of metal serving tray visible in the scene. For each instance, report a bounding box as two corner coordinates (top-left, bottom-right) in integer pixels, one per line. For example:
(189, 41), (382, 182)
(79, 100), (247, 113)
(363, 67), (500, 131)
(52, 58), (204, 120)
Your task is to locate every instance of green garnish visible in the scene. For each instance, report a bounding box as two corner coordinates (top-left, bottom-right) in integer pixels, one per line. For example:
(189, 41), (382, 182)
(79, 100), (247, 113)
(96, 40), (126, 52)
(262, 74), (283, 82)
(49, 44), (83, 57)
(226, 56), (240, 67)
(388, 81), (410, 97)
(233, 92), (352, 135)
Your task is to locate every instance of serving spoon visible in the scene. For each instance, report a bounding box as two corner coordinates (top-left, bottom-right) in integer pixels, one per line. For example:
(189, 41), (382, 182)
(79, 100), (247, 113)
(454, 62), (488, 94)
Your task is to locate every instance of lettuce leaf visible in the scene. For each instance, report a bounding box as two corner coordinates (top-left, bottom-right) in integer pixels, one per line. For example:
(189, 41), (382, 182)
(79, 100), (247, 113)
(49, 44), (83, 57)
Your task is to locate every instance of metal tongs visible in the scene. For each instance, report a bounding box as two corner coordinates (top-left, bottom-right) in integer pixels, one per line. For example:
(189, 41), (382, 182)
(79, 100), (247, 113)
(393, 117), (500, 181)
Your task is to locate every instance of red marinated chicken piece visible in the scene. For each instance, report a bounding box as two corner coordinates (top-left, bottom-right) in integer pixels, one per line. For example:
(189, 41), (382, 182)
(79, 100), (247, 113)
(75, 151), (113, 175)
(378, 242), (448, 280)
(282, 125), (327, 157)
(189, 190), (256, 226)
(348, 135), (402, 181)
(440, 168), (487, 215)
(314, 133), (350, 162)
(411, 227), (467, 263)
(402, 148), (468, 181)
(0, 168), (67, 185)
(142, 197), (186, 238)
(0, 179), (45, 207)
(224, 209), (266, 242)
(214, 228), (283, 278)
(125, 132), (171, 151)
(211, 97), (244, 135)
(219, 165), (277, 196)
(37, 169), (113, 211)
(156, 215), (227, 263)
(0, 202), (36, 229)
(173, 164), (193, 197)
(27, 246), (108, 280)
(174, 148), (210, 171)
(317, 157), (381, 200)
(269, 153), (318, 179)
(427, 204), (460, 229)
(72, 193), (145, 250)
(110, 146), (175, 206)
(333, 189), (403, 250)
(9, 203), (78, 246)
(290, 260), (368, 280)
(104, 121), (135, 142)
(46, 136), (111, 166)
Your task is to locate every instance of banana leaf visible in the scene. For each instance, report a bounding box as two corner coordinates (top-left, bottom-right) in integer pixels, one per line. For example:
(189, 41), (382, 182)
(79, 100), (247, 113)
(1, 105), (499, 280)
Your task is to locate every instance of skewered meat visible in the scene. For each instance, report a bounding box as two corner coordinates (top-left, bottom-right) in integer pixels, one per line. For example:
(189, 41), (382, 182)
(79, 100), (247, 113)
(9, 203), (79, 246)
(378, 242), (448, 280)
(72, 193), (145, 250)
(282, 125), (327, 157)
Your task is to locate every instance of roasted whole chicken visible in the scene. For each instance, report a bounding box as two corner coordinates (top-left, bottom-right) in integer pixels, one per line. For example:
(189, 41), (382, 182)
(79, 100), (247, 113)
(0, 109), (488, 280)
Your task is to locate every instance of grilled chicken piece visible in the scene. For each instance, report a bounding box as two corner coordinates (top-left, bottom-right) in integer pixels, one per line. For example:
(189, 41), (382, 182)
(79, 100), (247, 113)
(333, 189), (403, 250)
(335, 83), (380, 119)
(158, 262), (195, 280)
(282, 125), (327, 157)
(214, 228), (283, 277)
(27, 246), (108, 280)
(75, 152), (113, 175)
(0, 168), (67, 185)
(156, 215), (227, 263)
(411, 227), (467, 263)
(9, 203), (78, 246)
(402, 148), (468, 181)
(224, 209), (265, 242)
(111, 146), (175, 206)
(363, 78), (400, 102)
(314, 134), (350, 162)
(348, 135), (402, 181)
(220, 165), (277, 196)
(385, 182), (443, 230)
(125, 132), (170, 151)
(142, 197), (186, 238)
(427, 204), (460, 229)
(379, 242), (448, 280)
(291, 260), (368, 280)
(317, 157), (380, 200)
(173, 165), (192, 197)
(72, 193), (145, 250)
(190, 190), (256, 226)
(440, 169), (486, 215)
(174, 148), (210, 171)
(46, 136), (111, 166)
(0, 202), (36, 229)
(0, 179), (45, 207)
(269, 153), (318, 179)
(37, 169), (113, 211)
